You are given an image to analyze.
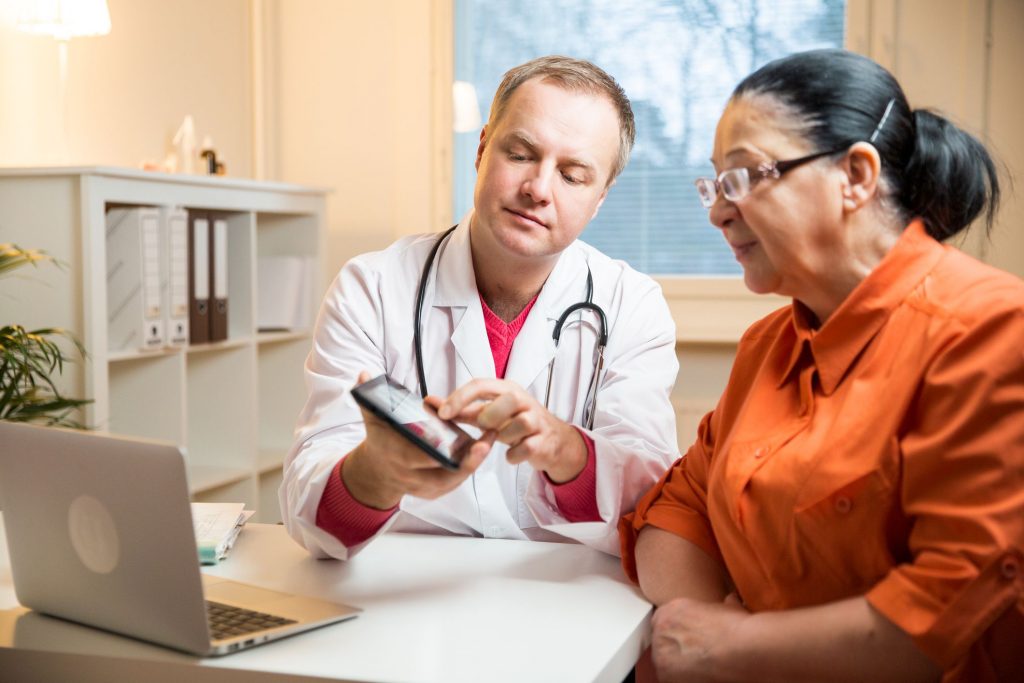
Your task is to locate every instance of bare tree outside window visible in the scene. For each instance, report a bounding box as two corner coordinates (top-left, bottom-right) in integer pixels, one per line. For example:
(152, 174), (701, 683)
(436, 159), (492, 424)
(454, 0), (846, 275)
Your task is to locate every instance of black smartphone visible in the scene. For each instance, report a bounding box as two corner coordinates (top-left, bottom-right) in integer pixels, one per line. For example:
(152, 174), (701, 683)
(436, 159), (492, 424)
(350, 374), (473, 470)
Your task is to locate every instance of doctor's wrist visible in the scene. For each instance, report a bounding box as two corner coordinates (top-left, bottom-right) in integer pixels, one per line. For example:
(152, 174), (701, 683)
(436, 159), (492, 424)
(543, 424), (588, 484)
(341, 446), (404, 510)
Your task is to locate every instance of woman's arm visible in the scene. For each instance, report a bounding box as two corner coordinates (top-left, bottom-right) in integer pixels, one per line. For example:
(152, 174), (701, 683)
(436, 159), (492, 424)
(635, 526), (731, 605)
(650, 593), (942, 683)
(636, 526), (941, 682)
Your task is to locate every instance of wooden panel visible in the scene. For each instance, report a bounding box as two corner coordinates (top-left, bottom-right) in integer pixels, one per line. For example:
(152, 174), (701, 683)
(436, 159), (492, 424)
(986, 0), (1024, 277)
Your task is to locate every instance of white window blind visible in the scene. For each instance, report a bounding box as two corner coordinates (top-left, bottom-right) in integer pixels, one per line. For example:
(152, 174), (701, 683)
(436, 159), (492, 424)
(453, 0), (846, 275)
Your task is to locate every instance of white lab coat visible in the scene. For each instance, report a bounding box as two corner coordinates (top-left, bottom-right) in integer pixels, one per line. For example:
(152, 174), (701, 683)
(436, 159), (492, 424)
(280, 212), (679, 560)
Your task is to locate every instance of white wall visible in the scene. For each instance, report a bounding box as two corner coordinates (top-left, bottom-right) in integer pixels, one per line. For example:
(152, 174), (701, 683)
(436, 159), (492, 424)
(0, 0), (253, 173)
(259, 0), (448, 276)
(982, 0), (1023, 277)
(848, 0), (1024, 274)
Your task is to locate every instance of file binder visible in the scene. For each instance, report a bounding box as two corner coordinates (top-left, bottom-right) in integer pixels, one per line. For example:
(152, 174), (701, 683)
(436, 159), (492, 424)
(106, 206), (164, 351)
(188, 211), (210, 344)
(209, 217), (229, 341)
(163, 207), (190, 346)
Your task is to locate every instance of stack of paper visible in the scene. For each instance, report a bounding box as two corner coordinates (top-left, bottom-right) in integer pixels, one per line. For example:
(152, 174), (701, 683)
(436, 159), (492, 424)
(191, 502), (254, 565)
(257, 255), (314, 331)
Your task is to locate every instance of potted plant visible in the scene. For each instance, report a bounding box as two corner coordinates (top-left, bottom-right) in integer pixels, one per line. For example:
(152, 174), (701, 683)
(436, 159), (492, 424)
(1, 243), (91, 427)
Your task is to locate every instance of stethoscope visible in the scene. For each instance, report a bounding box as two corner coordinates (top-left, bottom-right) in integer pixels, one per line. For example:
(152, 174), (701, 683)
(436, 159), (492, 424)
(413, 226), (608, 430)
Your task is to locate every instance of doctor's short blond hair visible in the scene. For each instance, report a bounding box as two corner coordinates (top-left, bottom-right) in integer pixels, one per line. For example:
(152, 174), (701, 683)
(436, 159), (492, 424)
(486, 55), (636, 184)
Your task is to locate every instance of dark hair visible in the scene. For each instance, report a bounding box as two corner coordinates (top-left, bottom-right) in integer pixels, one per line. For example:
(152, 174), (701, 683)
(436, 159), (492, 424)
(732, 49), (1000, 241)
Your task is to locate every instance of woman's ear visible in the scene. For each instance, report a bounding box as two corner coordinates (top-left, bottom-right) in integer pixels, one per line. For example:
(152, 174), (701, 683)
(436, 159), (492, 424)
(839, 142), (882, 213)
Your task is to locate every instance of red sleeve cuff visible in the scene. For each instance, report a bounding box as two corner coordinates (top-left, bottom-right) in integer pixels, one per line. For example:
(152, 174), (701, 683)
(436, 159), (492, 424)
(547, 428), (601, 523)
(315, 457), (398, 548)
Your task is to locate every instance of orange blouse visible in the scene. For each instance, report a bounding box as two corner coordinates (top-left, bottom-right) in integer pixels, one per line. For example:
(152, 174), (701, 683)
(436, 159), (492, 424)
(620, 220), (1024, 682)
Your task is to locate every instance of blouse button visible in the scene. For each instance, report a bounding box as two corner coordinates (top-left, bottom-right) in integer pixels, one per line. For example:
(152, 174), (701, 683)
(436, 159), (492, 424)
(834, 496), (852, 514)
(1001, 555), (1020, 580)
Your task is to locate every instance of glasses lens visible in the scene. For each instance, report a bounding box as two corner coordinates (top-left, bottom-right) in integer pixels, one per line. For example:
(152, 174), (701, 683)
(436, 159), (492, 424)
(720, 169), (750, 201)
(694, 178), (716, 208)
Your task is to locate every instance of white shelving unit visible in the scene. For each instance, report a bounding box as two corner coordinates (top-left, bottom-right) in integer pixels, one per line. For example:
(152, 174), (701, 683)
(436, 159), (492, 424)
(0, 167), (326, 522)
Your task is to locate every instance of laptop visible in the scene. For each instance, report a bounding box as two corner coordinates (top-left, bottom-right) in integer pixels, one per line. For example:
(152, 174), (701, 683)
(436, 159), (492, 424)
(0, 421), (360, 656)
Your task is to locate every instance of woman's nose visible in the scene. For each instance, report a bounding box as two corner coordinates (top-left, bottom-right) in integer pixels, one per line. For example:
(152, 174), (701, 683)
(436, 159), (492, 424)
(708, 192), (736, 229)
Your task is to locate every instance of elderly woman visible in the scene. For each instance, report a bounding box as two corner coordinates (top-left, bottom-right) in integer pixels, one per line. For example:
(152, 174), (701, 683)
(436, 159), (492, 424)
(620, 49), (1023, 682)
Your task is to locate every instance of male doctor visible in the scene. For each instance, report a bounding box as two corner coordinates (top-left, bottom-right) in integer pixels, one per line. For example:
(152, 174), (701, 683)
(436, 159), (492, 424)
(280, 56), (678, 560)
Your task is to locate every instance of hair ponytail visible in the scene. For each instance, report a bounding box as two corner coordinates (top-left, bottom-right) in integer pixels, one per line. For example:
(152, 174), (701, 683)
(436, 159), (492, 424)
(901, 109), (1000, 241)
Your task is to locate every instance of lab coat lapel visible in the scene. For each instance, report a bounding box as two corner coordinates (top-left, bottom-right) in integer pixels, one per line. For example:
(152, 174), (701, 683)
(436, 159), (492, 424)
(503, 245), (584, 395)
(432, 220), (495, 384)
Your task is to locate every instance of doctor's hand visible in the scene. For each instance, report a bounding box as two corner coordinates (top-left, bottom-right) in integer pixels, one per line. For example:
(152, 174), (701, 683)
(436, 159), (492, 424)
(342, 372), (496, 510)
(649, 594), (751, 683)
(437, 378), (588, 483)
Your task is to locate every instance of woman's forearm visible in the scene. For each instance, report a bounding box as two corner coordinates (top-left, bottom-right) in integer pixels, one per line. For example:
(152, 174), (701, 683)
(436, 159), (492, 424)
(717, 597), (941, 683)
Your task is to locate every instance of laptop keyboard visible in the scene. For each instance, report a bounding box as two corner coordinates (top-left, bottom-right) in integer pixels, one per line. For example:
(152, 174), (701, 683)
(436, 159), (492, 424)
(206, 600), (297, 640)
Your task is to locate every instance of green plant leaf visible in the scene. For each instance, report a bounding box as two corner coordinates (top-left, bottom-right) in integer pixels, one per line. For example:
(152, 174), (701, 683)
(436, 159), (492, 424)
(1, 248), (91, 429)
(0, 243), (64, 277)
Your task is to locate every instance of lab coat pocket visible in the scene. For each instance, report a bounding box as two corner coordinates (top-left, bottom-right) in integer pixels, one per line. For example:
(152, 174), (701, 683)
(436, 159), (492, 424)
(789, 468), (896, 592)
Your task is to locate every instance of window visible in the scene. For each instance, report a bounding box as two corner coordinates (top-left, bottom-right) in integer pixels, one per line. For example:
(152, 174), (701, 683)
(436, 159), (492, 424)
(453, 0), (846, 275)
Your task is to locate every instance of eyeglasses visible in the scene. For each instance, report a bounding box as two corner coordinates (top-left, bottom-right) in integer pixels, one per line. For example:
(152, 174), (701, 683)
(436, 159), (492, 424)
(694, 146), (849, 209)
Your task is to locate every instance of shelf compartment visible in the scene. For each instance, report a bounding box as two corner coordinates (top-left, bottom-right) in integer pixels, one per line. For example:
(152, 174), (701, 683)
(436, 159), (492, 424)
(257, 337), (311, 455)
(188, 464), (253, 494)
(186, 344), (255, 471)
(106, 353), (185, 442)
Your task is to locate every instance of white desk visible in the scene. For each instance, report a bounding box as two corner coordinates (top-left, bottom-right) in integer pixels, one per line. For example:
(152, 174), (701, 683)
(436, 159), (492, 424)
(0, 519), (651, 682)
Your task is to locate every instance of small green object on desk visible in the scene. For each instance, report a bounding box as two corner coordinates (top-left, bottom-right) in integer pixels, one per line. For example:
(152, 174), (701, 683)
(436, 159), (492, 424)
(191, 502), (253, 565)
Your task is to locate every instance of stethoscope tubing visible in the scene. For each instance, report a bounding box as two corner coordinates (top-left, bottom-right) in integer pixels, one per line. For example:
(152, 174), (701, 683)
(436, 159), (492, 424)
(413, 226), (607, 430)
(414, 226), (458, 398)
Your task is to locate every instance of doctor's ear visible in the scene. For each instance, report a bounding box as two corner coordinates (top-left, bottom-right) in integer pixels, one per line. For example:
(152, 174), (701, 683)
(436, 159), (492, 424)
(474, 126), (489, 171)
(839, 142), (882, 212)
(590, 181), (613, 221)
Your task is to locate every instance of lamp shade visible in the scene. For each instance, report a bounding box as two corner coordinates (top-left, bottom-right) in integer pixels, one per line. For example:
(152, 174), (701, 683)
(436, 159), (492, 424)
(452, 81), (482, 133)
(17, 0), (111, 40)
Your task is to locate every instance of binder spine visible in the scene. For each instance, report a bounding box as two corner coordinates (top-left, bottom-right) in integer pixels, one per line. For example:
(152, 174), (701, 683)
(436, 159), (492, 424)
(209, 217), (229, 342)
(164, 208), (190, 346)
(188, 212), (211, 344)
(140, 213), (164, 348)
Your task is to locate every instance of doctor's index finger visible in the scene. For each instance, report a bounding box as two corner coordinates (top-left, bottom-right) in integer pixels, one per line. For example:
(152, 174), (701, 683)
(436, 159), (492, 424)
(437, 378), (515, 419)
(476, 391), (529, 432)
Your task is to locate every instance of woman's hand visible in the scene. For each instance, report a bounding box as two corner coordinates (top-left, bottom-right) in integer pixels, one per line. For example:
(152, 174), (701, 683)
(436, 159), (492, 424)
(647, 592), (943, 683)
(650, 593), (750, 683)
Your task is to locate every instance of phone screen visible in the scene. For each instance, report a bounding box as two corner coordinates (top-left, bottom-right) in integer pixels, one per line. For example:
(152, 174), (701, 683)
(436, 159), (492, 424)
(350, 374), (472, 469)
